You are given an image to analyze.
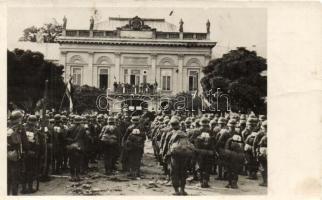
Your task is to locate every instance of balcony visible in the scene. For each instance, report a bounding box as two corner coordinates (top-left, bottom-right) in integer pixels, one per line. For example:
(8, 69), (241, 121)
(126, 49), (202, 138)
(64, 29), (208, 41)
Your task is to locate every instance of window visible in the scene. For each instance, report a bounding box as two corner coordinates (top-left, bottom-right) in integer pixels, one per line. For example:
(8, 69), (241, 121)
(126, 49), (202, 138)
(143, 75), (147, 84)
(71, 67), (82, 85)
(99, 68), (108, 89)
(188, 70), (198, 91)
(131, 70), (140, 85)
(161, 69), (172, 91)
(124, 69), (128, 83)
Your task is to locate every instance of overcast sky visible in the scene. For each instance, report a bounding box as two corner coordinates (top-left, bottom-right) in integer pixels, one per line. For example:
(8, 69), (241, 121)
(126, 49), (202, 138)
(7, 7), (266, 58)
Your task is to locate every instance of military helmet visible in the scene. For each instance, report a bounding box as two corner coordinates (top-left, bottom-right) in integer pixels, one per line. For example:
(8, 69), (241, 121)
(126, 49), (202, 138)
(49, 118), (55, 123)
(185, 118), (192, 125)
(240, 114), (246, 120)
(54, 114), (61, 121)
(131, 116), (140, 124)
(10, 110), (23, 122)
(163, 118), (170, 125)
(239, 119), (246, 125)
(200, 117), (210, 126)
(169, 118), (179, 126)
(73, 115), (82, 124)
(210, 119), (217, 126)
(227, 119), (237, 127)
(107, 116), (115, 124)
(27, 115), (37, 123)
(61, 115), (67, 121)
(259, 115), (266, 121)
(217, 117), (226, 124)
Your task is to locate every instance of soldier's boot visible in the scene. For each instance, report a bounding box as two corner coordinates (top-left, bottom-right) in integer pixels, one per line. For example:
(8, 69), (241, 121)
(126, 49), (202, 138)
(69, 168), (75, 182)
(27, 182), (37, 193)
(248, 171), (257, 180)
(259, 171), (267, 187)
(216, 166), (223, 180)
(21, 183), (28, 194)
(172, 187), (180, 195)
(231, 180), (238, 189)
(180, 184), (188, 196)
(75, 168), (81, 182)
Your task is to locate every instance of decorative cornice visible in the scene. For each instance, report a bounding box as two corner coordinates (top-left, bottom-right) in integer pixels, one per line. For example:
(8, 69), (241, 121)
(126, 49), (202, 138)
(57, 37), (216, 48)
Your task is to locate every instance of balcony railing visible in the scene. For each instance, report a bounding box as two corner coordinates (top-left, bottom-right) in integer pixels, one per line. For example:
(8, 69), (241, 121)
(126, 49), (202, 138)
(64, 29), (208, 40)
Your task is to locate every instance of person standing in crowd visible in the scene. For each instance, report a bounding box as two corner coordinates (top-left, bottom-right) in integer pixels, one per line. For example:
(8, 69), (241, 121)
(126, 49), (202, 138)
(254, 120), (267, 186)
(99, 117), (120, 175)
(7, 111), (28, 195)
(21, 115), (43, 194)
(51, 114), (65, 175)
(243, 115), (259, 179)
(65, 116), (86, 182)
(193, 117), (214, 188)
(214, 117), (229, 180)
(123, 116), (145, 179)
(223, 119), (244, 189)
(167, 117), (195, 195)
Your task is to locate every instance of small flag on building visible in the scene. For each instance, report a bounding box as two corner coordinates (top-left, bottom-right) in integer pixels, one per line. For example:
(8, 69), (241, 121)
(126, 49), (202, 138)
(65, 76), (73, 112)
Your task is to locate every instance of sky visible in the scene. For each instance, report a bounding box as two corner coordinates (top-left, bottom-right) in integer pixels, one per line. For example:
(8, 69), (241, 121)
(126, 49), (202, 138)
(7, 7), (266, 58)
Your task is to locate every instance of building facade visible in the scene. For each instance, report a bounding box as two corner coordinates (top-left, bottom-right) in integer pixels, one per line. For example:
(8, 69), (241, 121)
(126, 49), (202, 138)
(57, 16), (216, 97)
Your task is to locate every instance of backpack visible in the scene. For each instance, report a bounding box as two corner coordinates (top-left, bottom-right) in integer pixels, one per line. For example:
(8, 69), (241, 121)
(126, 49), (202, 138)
(100, 125), (118, 145)
(170, 131), (195, 157)
(126, 133), (144, 150)
(244, 132), (257, 151)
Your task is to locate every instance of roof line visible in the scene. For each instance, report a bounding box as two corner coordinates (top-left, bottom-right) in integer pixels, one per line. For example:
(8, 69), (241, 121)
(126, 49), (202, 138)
(108, 17), (165, 22)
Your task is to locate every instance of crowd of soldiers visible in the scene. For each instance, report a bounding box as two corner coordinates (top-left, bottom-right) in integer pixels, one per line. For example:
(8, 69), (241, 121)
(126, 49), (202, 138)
(150, 113), (267, 195)
(7, 109), (267, 196)
(7, 110), (151, 195)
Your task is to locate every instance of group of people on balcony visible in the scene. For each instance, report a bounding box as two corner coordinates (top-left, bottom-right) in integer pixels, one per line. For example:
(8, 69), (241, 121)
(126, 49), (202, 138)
(112, 82), (158, 95)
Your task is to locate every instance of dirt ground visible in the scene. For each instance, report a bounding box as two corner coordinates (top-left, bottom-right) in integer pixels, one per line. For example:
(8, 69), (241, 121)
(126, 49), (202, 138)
(27, 140), (267, 196)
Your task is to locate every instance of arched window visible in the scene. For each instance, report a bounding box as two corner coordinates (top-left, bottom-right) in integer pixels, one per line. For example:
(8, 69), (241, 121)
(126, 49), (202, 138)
(159, 57), (175, 66)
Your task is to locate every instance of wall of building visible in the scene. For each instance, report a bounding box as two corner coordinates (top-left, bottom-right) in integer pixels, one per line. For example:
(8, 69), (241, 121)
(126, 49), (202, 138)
(59, 43), (212, 95)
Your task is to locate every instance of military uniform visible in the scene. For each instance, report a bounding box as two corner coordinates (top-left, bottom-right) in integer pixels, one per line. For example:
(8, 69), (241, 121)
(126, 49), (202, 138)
(193, 117), (214, 188)
(65, 116), (86, 182)
(123, 116), (145, 179)
(99, 117), (120, 174)
(7, 111), (27, 195)
(223, 119), (244, 189)
(254, 121), (267, 186)
(167, 118), (194, 195)
(243, 116), (259, 179)
(50, 114), (65, 174)
(21, 115), (43, 193)
(214, 117), (229, 180)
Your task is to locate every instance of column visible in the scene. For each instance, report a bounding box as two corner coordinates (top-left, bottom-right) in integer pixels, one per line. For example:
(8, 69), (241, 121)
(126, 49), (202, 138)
(182, 67), (188, 92)
(114, 52), (121, 83)
(177, 54), (184, 92)
(150, 54), (157, 83)
(86, 51), (94, 86)
(92, 65), (98, 88)
(60, 51), (67, 80)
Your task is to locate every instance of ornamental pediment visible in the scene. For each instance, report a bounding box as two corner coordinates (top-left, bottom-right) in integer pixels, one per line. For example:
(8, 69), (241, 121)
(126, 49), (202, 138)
(118, 16), (155, 31)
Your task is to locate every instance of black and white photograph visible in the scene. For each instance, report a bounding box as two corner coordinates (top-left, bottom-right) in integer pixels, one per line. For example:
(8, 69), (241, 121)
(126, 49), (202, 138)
(6, 4), (271, 196)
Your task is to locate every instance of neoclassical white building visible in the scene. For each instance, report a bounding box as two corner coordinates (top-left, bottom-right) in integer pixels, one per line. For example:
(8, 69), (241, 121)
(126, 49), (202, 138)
(56, 16), (216, 96)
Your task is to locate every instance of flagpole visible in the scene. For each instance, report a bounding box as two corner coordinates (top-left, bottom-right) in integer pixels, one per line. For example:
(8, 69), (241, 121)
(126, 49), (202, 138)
(59, 81), (68, 112)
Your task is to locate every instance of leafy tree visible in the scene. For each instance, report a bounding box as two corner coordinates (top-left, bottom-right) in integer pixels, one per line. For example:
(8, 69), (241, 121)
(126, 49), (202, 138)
(72, 85), (106, 114)
(201, 47), (267, 114)
(19, 23), (63, 43)
(7, 49), (66, 112)
(172, 91), (202, 115)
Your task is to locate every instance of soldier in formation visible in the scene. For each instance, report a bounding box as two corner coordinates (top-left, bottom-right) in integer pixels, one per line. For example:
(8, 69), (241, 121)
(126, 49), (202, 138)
(7, 108), (267, 195)
(151, 112), (268, 194)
